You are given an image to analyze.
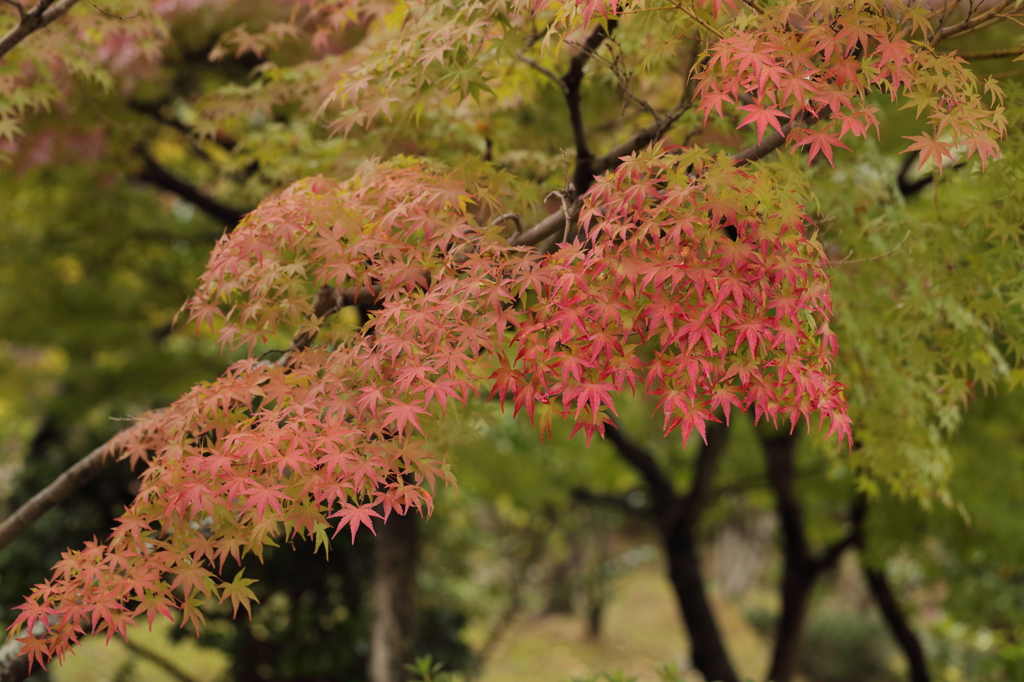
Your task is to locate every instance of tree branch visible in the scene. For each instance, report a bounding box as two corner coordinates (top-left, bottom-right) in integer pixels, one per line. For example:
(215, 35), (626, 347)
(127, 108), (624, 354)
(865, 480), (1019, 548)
(564, 21), (616, 194)
(953, 46), (1024, 60)
(864, 563), (931, 682)
(137, 151), (248, 229)
(571, 487), (649, 517)
(0, 0), (80, 63)
(764, 433), (811, 565)
(0, 0), (26, 21)
(932, 0), (1016, 45)
(764, 431), (866, 682)
(604, 422), (678, 516)
(679, 423), (728, 528)
(813, 495), (866, 571)
(731, 119), (798, 165)
(121, 639), (201, 682)
(0, 438), (117, 552)
(0, 280), (372, 554)
(590, 99), (692, 176)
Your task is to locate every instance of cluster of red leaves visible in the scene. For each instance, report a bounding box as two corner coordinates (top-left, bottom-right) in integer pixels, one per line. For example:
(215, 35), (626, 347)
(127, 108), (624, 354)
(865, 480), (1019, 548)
(11, 149), (847, 665)
(696, 0), (1005, 169)
(11, 0), (1011, 667)
(499, 143), (849, 444)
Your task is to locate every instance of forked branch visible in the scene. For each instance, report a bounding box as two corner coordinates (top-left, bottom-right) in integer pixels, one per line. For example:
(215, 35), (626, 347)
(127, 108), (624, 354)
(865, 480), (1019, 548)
(932, 0), (1017, 45)
(0, 0), (82, 62)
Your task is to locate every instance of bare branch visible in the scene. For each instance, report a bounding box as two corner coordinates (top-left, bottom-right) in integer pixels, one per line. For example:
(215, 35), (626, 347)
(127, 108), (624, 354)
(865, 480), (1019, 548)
(121, 640), (200, 682)
(864, 563), (931, 682)
(515, 51), (566, 93)
(591, 99), (692, 174)
(564, 21), (617, 192)
(604, 421), (679, 516)
(738, 0), (764, 15)
(490, 212), (523, 236)
(0, 0), (81, 63)
(137, 151), (249, 229)
(84, 0), (137, 20)
(730, 119), (798, 165)
(508, 197), (583, 247)
(932, 0), (1016, 45)
(0, 438), (117, 552)
(0, 281), (369, 552)
(953, 46), (1024, 60)
(834, 230), (911, 266)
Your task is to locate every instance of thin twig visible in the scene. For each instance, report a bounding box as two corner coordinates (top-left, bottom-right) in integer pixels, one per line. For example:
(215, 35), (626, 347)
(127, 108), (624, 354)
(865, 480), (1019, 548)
(86, 0), (138, 20)
(738, 0), (764, 15)
(834, 230), (911, 265)
(667, 0), (725, 40)
(515, 50), (566, 93)
(953, 46), (1024, 60)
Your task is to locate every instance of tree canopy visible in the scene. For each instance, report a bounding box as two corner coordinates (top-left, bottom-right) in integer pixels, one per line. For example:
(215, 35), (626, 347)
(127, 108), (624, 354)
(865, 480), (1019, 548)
(1, 0), (1023, 679)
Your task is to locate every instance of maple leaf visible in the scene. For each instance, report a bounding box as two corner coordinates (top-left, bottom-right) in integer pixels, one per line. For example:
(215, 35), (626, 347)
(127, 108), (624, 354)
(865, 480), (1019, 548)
(240, 483), (291, 522)
(737, 104), (789, 142)
(219, 569), (259, 618)
(330, 503), (383, 543)
(792, 126), (850, 167)
(901, 133), (955, 173)
(381, 399), (430, 435)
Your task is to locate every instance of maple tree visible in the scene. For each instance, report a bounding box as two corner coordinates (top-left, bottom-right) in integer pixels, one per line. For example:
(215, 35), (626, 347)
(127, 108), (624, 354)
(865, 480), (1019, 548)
(1, 0), (1023, 679)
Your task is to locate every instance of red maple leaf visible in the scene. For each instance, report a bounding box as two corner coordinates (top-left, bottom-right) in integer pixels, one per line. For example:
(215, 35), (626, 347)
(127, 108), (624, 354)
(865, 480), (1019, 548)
(330, 504), (382, 542)
(737, 104), (789, 142)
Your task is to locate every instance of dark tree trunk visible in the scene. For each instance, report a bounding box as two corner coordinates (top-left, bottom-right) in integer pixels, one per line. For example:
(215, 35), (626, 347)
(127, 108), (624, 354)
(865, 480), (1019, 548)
(369, 512), (419, 682)
(665, 529), (738, 682)
(606, 423), (739, 682)
(864, 565), (930, 682)
(768, 564), (815, 682)
(763, 433), (864, 682)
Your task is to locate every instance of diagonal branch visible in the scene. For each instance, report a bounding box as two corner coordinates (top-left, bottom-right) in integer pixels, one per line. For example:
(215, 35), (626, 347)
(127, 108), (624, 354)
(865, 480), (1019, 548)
(863, 562), (931, 682)
(813, 495), (866, 571)
(590, 99), (693, 175)
(121, 639), (201, 682)
(604, 421), (678, 515)
(932, 0), (1016, 45)
(571, 487), (649, 517)
(953, 46), (1024, 60)
(0, 281), (374, 554)
(732, 119), (799, 165)
(0, 438), (116, 552)
(0, 0), (81, 62)
(137, 151), (249, 229)
(678, 423), (727, 527)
